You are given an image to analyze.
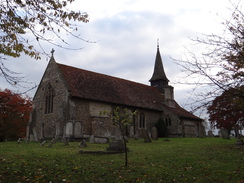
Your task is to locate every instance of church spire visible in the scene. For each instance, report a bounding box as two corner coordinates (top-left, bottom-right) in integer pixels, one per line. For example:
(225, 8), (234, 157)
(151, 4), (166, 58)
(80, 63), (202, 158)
(149, 41), (169, 88)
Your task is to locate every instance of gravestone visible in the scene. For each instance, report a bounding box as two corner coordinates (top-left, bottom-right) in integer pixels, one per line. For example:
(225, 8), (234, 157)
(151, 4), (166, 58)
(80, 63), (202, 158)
(80, 139), (87, 148)
(220, 129), (230, 139)
(25, 137), (29, 144)
(106, 139), (126, 152)
(133, 133), (139, 140)
(48, 140), (54, 148)
(66, 122), (73, 137)
(74, 122), (82, 138)
(64, 137), (69, 146)
(40, 140), (46, 147)
(151, 127), (158, 140)
(90, 135), (95, 143)
(29, 134), (34, 142)
(17, 138), (21, 144)
(141, 129), (151, 143)
(234, 126), (244, 145)
(33, 128), (38, 141)
(207, 130), (214, 137)
(94, 137), (109, 144)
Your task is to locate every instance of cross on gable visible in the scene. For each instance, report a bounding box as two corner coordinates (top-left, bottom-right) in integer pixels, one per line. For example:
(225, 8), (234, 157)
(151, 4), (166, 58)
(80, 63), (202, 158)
(51, 48), (55, 57)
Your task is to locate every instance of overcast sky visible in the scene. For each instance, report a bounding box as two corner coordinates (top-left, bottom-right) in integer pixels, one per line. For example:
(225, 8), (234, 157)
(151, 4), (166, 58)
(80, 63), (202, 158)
(1, 0), (241, 118)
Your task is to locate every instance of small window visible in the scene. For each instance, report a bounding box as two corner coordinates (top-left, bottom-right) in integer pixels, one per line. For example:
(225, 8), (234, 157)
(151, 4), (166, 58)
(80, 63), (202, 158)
(45, 84), (55, 114)
(139, 112), (145, 128)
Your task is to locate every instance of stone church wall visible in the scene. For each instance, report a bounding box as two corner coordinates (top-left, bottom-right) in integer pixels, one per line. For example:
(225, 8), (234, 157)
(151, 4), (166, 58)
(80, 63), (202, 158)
(29, 60), (70, 140)
(163, 107), (182, 137)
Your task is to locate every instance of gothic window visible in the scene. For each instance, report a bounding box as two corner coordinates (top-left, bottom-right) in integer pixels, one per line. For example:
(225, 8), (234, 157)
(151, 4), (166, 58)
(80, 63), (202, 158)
(165, 116), (171, 127)
(45, 84), (55, 114)
(139, 112), (145, 128)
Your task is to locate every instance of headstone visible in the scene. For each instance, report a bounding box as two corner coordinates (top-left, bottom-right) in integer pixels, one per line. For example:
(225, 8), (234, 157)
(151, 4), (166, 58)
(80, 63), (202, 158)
(48, 140), (54, 148)
(80, 139), (87, 148)
(33, 128), (38, 141)
(25, 137), (29, 143)
(106, 139), (126, 152)
(141, 129), (151, 143)
(64, 137), (69, 146)
(133, 133), (139, 140)
(234, 126), (244, 145)
(94, 137), (109, 144)
(17, 138), (21, 144)
(151, 127), (158, 140)
(220, 129), (230, 139)
(207, 130), (214, 137)
(74, 122), (82, 138)
(29, 134), (34, 142)
(66, 122), (73, 137)
(90, 135), (95, 143)
(40, 141), (46, 147)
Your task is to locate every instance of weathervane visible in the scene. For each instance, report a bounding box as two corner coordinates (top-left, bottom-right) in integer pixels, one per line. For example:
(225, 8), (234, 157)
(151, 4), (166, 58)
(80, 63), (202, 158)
(157, 39), (159, 48)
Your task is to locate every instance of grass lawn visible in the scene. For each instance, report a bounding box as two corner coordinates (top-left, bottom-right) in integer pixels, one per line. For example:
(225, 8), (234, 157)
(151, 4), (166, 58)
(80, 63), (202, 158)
(0, 138), (243, 183)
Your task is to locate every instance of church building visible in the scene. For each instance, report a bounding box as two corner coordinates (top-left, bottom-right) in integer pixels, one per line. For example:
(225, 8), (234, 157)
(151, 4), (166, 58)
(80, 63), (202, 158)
(27, 44), (205, 141)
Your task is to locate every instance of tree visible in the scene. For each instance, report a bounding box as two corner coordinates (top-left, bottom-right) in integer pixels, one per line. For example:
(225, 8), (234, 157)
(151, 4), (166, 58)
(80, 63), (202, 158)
(174, 1), (243, 113)
(207, 86), (244, 132)
(101, 107), (137, 166)
(0, 0), (89, 85)
(0, 89), (32, 141)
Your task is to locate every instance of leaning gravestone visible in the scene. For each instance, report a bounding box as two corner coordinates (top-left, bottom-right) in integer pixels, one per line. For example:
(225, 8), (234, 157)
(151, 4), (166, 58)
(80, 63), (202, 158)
(151, 127), (158, 140)
(80, 139), (87, 148)
(40, 141), (46, 147)
(141, 129), (152, 143)
(220, 129), (230, 139)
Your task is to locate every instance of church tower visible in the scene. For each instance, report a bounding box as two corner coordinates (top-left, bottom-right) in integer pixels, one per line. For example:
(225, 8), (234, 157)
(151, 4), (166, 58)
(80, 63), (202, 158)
(149, 42), (175, 107)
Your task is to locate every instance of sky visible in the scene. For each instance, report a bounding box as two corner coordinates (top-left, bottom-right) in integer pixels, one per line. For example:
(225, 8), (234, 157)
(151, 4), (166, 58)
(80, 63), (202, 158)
(1, 0), (241, 121)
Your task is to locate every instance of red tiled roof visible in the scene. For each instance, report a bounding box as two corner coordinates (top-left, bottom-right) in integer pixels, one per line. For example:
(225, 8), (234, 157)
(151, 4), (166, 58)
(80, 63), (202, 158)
(163, 102), (202, 120)
(57, 63), (165, 111)
(57, 63), (201, 120)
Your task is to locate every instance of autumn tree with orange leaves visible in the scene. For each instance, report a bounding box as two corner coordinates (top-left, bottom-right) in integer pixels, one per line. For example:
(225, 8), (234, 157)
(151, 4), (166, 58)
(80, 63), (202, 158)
(0, 89), (32, 141)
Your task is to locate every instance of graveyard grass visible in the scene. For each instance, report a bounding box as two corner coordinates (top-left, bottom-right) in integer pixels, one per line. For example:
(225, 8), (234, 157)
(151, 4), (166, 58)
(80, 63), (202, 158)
(0, 138), (243, 183)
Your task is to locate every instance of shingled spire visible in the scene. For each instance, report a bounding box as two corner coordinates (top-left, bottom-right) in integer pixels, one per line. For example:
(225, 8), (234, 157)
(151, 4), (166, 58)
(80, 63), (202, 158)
(149, 41), (169, 92)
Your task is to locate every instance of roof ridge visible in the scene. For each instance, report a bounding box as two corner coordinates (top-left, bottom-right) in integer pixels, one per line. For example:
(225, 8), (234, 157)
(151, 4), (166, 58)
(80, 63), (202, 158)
(57, 62), (153, 89)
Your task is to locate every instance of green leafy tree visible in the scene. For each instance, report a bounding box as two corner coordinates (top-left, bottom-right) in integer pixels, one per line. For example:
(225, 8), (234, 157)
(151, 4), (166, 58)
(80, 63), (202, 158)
(101, 107), (137, 166)
(0, 0), (89, 85)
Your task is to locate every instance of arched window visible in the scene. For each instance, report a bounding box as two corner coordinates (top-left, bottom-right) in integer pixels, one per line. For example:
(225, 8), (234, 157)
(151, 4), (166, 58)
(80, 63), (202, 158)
(165, 116), (171, 127)
(45, 84), (55, 114)
(139, 112), (145, 128)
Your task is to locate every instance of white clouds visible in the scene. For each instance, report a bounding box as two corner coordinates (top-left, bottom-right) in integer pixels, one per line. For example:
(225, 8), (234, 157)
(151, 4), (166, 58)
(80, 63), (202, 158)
(1, 0), (239, 111)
